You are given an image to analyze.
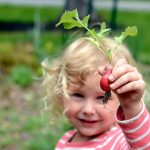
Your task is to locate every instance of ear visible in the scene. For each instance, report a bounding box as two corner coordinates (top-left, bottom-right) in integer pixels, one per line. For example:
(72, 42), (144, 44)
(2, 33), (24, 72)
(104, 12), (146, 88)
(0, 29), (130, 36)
(62, 99), (70, 119)
(63, 108), (69, 118)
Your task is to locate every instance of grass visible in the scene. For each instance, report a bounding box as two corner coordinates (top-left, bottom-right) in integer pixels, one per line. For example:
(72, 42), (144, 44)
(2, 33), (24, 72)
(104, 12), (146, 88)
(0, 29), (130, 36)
(0, 31), (64, 75)
(0, 79), (70, 150)
(0, 5), (62, 23)
(0, 108), (63, 150)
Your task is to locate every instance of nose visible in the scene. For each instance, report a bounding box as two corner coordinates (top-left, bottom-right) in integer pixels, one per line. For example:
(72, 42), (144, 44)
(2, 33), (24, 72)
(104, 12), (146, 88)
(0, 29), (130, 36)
(82, 100), (96, 116)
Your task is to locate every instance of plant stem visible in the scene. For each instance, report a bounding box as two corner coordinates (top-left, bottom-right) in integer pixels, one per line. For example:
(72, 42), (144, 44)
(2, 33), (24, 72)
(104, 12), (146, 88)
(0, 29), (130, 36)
(78, 20), (112, 62)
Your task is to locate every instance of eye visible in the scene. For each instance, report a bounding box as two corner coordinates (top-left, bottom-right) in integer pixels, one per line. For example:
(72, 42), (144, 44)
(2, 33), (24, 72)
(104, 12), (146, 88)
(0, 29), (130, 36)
(71, 93), (84, 98)
(96, 96), (104, 100)
(96, 95), (105, 104)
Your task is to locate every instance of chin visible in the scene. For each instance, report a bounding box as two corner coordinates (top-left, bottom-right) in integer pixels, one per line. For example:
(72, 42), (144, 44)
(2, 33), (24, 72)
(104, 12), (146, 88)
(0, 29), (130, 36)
(78, 125), (112, 138)
(79, 128), (102, 137)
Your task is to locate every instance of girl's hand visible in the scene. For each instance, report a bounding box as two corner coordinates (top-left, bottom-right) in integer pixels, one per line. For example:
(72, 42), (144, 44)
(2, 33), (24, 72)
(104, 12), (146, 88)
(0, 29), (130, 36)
(108, 59), (145, 119)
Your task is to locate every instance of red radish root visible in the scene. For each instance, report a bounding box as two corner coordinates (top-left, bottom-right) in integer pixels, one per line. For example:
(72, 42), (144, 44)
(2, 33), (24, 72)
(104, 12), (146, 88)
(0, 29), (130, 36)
(100, 67), (112, 92)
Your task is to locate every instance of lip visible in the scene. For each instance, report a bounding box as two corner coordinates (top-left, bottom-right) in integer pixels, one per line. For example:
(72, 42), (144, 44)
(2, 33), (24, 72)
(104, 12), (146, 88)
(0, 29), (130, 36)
(79, 118), (100, 127)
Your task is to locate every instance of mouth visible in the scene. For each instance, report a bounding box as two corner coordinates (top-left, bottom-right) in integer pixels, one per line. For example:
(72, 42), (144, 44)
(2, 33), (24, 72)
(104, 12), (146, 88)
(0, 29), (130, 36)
(78, 118), (100, 126)
(79, 119), (98, 123)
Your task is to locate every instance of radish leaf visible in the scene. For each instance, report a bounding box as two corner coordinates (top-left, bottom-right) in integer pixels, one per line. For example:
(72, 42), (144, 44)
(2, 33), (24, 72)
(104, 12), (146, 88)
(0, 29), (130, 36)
(97, 22), (111, 38)
(115, 26), (138, 44)
(56, 9), (137, 63)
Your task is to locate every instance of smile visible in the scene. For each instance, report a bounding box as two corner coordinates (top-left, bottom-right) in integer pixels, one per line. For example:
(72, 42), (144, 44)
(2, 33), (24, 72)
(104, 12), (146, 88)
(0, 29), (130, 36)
(80, 119), (98, 123)
(78, 118), (100, 128)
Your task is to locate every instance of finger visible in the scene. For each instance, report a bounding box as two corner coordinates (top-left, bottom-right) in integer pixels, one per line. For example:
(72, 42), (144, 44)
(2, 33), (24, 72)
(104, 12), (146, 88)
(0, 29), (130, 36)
(113, 58), (128, 72)
(97, 65), (112, 76)
(110, 72), (142, 90)
(97, 66), (105, 75)
(109, 64), (137, 82)
(116, 79), (145, 94)
(109, 59), (128, 81)
(98, 58), (126, 76)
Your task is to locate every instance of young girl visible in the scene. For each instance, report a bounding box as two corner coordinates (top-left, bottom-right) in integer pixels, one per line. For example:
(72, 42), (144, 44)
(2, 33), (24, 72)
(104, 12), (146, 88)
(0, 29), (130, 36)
(42, 37), (150, 149)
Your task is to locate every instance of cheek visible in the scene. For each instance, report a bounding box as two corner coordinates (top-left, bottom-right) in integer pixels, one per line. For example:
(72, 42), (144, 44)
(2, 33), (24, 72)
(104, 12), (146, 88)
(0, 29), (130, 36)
(63, 99), (81, 118)
(101, 106), (116, 126)
(105, 114), (116, 128)
(109, 93), (119, 109)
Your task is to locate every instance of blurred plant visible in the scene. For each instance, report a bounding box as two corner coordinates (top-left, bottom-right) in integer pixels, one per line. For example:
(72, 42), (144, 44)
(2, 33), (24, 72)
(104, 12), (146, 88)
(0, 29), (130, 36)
(9, 65), (34, 88)
(33, 7), (45, 61)
(0, 42), (38, 73)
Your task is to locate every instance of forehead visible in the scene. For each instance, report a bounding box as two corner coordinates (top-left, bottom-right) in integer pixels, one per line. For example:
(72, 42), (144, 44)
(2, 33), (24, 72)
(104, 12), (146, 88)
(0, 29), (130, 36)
(68, 72), (103, 93)
(83, 73), (102, 90)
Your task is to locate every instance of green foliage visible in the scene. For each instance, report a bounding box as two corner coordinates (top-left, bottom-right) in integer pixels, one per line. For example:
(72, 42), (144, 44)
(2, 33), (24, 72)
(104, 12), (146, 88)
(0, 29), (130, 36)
(115, 26), (138, 44)
(99, 10), (150, 64)
(20, 116), (52, 150)
(0, 108), (63, 150)
(0, 6), (62, 23)
(56, 9), (90, 29)
(0, 31), (63, 74)
(56, 9), (138, 63)
(56, 9), (112, 61)
(10, 65), (34, 88)
(97, 22), (111, 38)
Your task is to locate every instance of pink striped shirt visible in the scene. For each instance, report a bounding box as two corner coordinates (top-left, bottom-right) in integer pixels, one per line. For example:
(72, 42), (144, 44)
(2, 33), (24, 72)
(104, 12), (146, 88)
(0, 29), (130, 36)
(55, 103), (150, 150)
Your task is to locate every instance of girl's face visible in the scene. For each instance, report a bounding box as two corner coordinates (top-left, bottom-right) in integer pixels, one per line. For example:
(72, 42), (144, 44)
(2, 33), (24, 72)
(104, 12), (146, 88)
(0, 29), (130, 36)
(63, 72), (119, 142)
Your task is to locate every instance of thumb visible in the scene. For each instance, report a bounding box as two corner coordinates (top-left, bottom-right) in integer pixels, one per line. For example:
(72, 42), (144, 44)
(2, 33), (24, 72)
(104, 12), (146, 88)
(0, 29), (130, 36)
(97, 65), (112, 76)
(97, 66), (105, 75)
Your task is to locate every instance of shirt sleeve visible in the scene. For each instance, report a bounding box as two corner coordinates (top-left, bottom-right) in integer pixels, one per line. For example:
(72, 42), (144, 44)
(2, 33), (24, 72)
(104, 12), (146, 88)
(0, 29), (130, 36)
(115, 101), (150, 149)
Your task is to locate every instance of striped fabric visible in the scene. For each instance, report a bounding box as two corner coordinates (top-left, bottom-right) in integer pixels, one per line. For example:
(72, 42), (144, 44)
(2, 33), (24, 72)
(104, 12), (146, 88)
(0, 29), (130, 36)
(55, 104), (150, 150)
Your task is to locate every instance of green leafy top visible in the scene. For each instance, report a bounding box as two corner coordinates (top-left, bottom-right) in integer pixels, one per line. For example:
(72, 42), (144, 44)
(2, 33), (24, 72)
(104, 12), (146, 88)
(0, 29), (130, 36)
(56, 9), (138, 63)
(114, 26), (138, 44)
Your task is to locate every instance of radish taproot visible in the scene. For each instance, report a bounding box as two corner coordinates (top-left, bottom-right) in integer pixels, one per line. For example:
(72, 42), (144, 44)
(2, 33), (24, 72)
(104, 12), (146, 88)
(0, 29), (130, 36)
(100, 67), (112, 103)
(100, 67), (112, 92)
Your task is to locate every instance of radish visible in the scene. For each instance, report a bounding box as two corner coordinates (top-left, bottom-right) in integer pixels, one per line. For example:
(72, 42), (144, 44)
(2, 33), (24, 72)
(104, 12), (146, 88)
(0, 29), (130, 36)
(100, 67), (112, 103)
(100, 67), (112, 92)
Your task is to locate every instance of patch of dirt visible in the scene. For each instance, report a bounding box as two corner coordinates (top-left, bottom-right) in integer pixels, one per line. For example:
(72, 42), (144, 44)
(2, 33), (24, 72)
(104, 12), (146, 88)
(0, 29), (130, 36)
(0, 81), (43, 113)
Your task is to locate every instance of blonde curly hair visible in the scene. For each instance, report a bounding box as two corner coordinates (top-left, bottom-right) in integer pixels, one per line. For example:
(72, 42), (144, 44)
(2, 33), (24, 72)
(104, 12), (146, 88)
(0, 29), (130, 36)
(42, 37), (135, 120)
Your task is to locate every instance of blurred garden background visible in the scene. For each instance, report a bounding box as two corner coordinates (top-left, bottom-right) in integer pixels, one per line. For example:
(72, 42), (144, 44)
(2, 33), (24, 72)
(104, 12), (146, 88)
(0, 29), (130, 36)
(0, 0), (150, 149)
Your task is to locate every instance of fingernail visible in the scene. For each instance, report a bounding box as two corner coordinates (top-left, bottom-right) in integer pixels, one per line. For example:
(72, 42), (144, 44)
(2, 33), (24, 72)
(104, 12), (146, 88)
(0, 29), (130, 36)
(109, 75), (113, 81)
(110, 83), (115, 89)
